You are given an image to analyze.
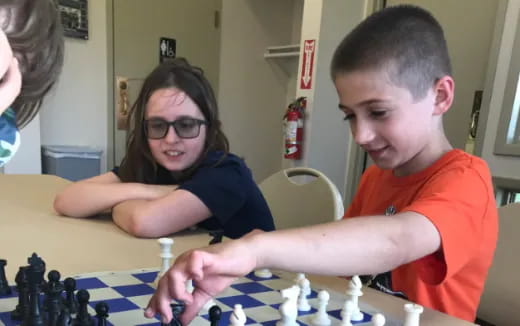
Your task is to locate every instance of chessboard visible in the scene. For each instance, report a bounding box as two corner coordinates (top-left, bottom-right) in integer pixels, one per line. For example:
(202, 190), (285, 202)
(0, 268), (400, 326)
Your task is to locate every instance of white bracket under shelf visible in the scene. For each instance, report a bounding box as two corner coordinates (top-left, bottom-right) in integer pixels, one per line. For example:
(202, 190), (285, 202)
(264, 44), (300, 58)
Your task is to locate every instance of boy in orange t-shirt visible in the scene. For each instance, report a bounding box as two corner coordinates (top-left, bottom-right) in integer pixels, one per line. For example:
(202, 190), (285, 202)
(146, 5), (498, 324)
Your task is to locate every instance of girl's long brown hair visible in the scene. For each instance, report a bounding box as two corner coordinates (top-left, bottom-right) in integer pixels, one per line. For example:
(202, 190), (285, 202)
(118, 58), (229, 183)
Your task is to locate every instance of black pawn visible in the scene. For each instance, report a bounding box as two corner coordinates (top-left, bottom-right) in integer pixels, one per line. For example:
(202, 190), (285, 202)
(95, 301), (109, 326)
(0, 259), (11, 295)
(64, 277), (78, 314)
(46, 270), (64, 326)
(208, 305), (221, 326)
(57, 306), (72, 326)
(72, 289), (95, 326)
(11, 266), (29, 321)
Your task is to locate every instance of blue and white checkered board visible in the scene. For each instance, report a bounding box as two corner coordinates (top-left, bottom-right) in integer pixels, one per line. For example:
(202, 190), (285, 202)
(0, 269), (398, 326)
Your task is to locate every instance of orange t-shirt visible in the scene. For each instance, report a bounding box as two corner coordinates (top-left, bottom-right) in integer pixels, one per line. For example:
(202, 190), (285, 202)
(343, 149), (498, 322)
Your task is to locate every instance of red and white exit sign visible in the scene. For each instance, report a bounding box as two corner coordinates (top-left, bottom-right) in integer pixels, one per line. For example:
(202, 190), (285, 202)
(300, 39), (316, 90)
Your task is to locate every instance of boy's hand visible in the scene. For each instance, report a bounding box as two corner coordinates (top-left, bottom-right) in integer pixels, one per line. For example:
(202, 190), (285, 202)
(144, 235), (260, 324)
(0, 30), (21, 115)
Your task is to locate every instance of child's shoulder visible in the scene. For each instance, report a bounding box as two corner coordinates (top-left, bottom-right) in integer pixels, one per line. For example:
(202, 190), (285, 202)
(434, 149), (491, 179)
(203, 151), (243, 166)
(362, 149), (491, 185)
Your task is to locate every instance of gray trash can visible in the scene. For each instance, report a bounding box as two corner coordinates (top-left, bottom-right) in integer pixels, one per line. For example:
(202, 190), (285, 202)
(42, 145), (103, 181)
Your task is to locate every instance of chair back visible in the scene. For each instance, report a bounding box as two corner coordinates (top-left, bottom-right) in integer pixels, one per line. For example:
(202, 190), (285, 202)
(477, 202), (520, 326)
(259, 167), (344, 229)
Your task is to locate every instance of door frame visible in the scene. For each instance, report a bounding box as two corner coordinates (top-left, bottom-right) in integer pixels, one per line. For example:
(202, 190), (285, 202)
(105, 0), (115, 170)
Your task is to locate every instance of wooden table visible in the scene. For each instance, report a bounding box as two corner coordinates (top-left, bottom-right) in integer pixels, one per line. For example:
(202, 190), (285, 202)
(0, 174), (475, 325)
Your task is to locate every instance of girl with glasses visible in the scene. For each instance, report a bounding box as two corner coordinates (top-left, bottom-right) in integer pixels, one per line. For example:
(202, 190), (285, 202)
(54, 58), (275, 239)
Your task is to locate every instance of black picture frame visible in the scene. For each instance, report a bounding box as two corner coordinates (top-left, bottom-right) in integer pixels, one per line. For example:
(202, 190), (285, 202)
(58, 0), (89, 40)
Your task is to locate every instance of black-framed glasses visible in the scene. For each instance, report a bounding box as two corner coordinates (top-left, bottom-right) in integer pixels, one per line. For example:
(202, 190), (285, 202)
(144, 117), (207, 139)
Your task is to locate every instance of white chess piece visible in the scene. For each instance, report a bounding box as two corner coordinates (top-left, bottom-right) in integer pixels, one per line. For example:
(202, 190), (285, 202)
(297, 278), (311, 311)
(201, 297), (217, 314)
(294, 273), (311, 296)
(340, 300), (354, 326)
(403, 303), (423, 326)
(345, 275), (363, 321)
(185, 278), (215, 314)
(254, 268), (272, 278)
(277, 285), (300, 326)
(153, 237), (174, 287)
(185, 279), (194, 293)
(230, 304), (247, 326)
(371, 313), (386, 326)
(311, 290), (331, 326)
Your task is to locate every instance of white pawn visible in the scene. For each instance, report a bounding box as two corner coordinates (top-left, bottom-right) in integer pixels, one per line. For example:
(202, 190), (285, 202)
(311, 290), (331, 326)
(371, 313), (386, 326)
(297, 278), (311, 311)
(230, 304), (247, 326)
(345, 275), (363, 321)
(403, 303), (423, 326)
(154, 237), (174, 287)
(277, 285), (300, 326)
(254, 268), (272, 278)
(340, 300), (354, 326)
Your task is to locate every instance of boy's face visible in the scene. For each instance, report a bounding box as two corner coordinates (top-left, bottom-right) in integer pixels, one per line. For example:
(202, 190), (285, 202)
(0, 29), (21, 116)
(335, 69), (441, 176)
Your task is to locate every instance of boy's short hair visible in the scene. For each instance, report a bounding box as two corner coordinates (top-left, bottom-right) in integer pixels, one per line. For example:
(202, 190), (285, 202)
(330, 5), (451, 100)
(1, 0), (64, 127)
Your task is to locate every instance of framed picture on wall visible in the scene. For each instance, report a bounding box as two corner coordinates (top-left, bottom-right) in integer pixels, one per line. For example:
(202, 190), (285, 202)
(58, 0), (89, 40)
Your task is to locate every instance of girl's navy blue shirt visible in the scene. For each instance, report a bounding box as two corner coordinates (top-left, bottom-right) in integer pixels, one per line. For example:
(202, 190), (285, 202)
(113, 151), (275, 239)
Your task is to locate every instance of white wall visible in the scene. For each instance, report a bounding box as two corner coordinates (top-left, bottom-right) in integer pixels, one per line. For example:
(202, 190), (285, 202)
(39, 1), (109, 171)
(478, 0), (520, 181)
(299, 0), (366, 197)
(218, 0), (301, 182)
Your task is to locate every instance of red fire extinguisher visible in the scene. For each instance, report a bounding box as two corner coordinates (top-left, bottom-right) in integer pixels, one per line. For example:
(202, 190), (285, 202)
(284, 97), (306, 159)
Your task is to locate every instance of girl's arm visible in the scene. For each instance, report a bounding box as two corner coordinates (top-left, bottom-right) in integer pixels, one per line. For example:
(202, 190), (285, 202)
(112, 189), (211, 238)
(54, 172), (176, 218)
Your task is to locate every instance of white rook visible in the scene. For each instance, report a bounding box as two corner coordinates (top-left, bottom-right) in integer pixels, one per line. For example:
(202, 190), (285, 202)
(403, 303), (423, 326)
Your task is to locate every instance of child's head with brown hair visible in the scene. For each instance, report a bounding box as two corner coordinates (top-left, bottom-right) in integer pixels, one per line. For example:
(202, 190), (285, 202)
(330, 5), (455, 176)
(118, 58), (229, 183)
(1, 0), (64, 127)
(331, 4), (451, 100)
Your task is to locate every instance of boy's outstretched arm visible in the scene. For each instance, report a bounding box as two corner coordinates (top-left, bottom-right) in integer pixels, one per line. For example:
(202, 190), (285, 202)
(145, 212), (440, 324)
(53, 172), (176, 218)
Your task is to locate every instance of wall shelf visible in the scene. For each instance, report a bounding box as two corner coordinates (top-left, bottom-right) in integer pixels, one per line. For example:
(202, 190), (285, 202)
(264, 44), (300, 59)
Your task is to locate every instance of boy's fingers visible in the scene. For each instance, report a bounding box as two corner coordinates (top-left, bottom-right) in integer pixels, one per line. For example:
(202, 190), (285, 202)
(179, 289), (213, 325)
(144, 283), (173, 323)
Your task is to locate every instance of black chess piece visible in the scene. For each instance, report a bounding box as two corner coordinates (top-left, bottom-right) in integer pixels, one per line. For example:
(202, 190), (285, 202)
(170, 302), (185, 326)
(46, 270), (65, 326)
(22, 253), (46, 326)
(160, 302), (185, 326)
(11, 266), (29, 321)
(72, 289), (95, 326)
(208, 230), (224, 245)
(64, 277), (78, 314)
(208, 305), (222, 326)
(0, 259), (12, 295)
(57, 306), (72, 326)
(94, 301), (109, 326)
